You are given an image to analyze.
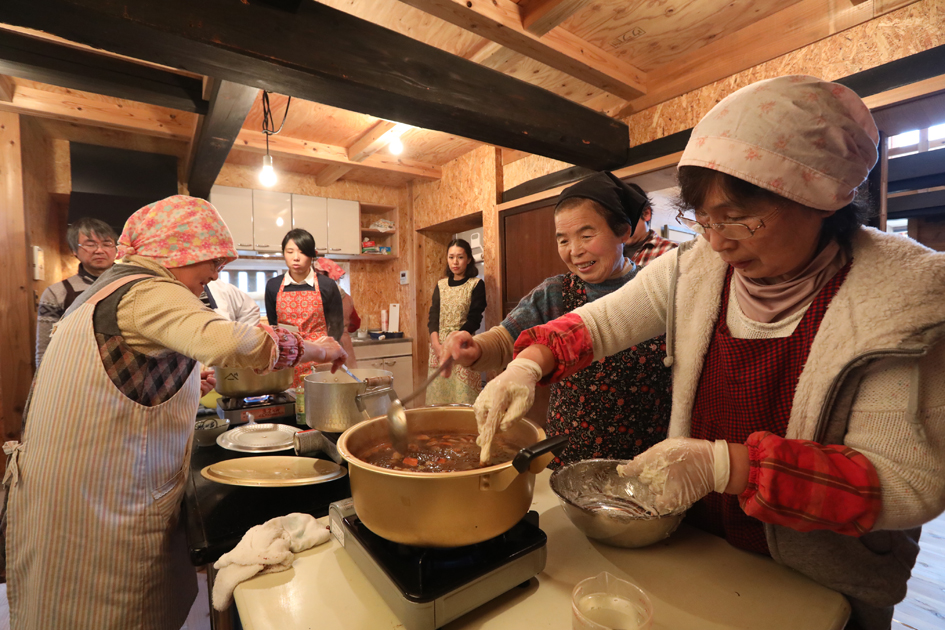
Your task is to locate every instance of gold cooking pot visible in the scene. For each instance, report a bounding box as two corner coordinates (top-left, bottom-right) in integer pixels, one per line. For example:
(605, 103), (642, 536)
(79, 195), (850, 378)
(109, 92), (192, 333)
(213, 366), (294, 397)
(336, 406), (567, 547)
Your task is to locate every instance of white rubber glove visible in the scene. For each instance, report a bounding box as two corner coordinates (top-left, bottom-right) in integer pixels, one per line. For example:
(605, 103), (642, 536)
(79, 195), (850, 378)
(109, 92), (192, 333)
(474, 357), (543, 464)
(616, 438), (730, 515)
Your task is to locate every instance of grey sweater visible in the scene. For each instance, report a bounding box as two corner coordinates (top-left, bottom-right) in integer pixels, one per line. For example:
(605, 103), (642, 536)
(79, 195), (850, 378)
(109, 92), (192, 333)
(35, 265), (99, 368)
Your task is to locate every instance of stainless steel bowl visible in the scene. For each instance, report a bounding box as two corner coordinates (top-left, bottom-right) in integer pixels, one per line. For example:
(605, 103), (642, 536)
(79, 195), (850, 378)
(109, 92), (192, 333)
(550, 459), (685, 548)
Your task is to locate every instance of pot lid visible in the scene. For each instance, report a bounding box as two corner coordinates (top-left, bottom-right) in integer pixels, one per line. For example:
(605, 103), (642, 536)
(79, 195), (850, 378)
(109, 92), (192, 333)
(216, 423), (301, 453)
(200, 456), (347, 487)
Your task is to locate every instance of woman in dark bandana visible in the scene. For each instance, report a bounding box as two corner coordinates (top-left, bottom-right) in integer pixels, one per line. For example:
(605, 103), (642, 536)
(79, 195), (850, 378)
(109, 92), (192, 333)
(441, 172), (677, 467)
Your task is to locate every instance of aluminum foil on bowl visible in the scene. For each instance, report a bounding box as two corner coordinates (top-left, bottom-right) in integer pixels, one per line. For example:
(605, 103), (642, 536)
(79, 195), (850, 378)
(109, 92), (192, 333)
(550, 459), (685, 548)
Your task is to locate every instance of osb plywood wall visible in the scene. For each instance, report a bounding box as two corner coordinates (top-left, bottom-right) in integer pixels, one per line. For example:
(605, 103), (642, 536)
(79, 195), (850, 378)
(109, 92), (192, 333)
(501, 0), (945, 190)
(410, 145), (501, 383)
(503, 155), (572, 192)
(215, 163), (416, 346)
(623, 0), (945, 146)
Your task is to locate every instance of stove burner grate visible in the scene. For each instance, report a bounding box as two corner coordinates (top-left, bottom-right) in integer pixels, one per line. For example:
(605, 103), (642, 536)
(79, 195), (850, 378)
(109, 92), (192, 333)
(218, 392), (290, 411)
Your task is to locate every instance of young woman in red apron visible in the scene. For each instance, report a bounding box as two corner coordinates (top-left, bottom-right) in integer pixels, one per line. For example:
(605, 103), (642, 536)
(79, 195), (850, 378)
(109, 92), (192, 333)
(265, 228), (344, 388)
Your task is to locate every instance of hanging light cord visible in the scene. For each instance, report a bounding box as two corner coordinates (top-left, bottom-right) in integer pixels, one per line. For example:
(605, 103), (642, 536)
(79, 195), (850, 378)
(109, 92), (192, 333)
(261, 91), (291, 155)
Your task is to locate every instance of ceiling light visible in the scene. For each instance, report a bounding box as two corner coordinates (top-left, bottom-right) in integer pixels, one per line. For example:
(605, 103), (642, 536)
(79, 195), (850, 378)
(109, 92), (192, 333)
(389, 137), (404, 155)
(259, 153), (277, 187)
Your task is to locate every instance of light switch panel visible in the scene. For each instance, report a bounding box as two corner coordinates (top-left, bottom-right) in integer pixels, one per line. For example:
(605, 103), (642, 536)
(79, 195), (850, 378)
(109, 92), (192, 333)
(32, 245), (45, 281)
(399, 270), (409, 285)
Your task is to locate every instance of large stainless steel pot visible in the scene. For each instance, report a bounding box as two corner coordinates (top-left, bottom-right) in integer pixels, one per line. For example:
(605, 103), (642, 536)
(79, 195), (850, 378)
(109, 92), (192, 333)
(214, 366), (293, 397)
(304, 368), (395, 433)
(336, 406), (567, 547)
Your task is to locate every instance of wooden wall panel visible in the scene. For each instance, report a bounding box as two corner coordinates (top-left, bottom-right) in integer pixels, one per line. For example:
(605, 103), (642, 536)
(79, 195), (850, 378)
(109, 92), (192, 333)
(0, 112), (32, 446)
(214, 162), (415, 350)
(621, 0), (945, 147)
(909, 216), (945, 251)
(503, 154), (573, 191)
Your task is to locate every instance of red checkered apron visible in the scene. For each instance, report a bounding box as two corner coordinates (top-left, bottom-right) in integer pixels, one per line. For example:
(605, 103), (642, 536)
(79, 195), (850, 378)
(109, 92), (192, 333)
(277, 278), (329, 388)
(687, 261), (851, 555)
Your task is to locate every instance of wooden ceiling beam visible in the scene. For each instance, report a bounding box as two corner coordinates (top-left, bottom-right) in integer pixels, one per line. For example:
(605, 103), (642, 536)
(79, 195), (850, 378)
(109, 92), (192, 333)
(347, 120), (399, 162)
(396, 0), (646, 101)
(522, 0), (594, 37)
(0, 28), (208, 113)
(0, 74), (15, 102)
(466, 41), (505, 65)
(314, 164), (353, 187)
(0, 0), (629, 170)
(0, 82), (196, 139)
(186, 79), (258, 199)
(233, 130), (442, 181)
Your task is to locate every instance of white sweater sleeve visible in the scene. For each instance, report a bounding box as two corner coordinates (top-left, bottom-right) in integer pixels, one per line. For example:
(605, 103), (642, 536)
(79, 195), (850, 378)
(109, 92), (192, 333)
(575, 249), (676, 361)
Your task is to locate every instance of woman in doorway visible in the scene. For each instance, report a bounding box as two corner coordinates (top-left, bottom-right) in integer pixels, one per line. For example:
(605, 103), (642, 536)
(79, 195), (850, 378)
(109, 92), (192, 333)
(440, 174), (676, 466)
(426, 238), (486, 405)
(4, 195), (345, 630)
(474, 76), (945, 629)
(265, 228), (345, 387)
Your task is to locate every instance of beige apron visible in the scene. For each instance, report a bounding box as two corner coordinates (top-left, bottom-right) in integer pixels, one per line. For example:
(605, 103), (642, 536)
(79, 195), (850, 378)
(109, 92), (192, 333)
(6, 275), (199, 630)
(426, 277), (483, 405)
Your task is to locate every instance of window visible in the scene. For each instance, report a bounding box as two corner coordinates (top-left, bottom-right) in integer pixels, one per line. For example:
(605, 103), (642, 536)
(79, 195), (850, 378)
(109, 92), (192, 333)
(889, 125), (945, 158)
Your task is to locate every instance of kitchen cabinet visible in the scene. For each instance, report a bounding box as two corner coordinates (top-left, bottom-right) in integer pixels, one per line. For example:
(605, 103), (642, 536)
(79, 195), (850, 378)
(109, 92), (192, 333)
(252, 190), (292, 253)
(209, 185), (254, 250)
(354, 341), (414, 404)
(291, 194), (329, 254)
(326, 198), (361, 255)
(360, 202), (398, 258)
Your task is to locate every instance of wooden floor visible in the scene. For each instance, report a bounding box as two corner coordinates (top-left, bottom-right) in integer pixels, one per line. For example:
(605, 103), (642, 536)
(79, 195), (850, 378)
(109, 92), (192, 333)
(0, 514), (941, 629)
(892, 510), (945, 630)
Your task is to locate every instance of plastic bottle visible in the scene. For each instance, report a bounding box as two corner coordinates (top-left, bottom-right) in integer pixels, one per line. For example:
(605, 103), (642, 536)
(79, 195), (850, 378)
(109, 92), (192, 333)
(295, 371), (310, 426)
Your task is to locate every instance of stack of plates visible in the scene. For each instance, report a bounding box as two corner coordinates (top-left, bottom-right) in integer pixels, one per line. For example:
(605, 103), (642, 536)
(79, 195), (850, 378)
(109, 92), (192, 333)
(216, 423), (301, 453)
(201, 456), (347, 487)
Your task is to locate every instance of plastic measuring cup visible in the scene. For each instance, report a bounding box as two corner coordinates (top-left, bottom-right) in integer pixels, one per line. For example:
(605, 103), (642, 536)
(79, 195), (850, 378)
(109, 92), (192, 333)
(572, 571), (653, 630)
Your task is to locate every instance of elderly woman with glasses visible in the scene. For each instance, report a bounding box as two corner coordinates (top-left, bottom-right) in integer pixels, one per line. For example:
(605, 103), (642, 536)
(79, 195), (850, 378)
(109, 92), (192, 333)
(4, 195), (346, 630)
(474, 76), (945, 630)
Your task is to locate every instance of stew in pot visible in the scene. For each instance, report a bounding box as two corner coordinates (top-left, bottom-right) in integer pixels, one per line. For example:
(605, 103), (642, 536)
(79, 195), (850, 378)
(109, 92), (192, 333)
(360, 432), (520, 472)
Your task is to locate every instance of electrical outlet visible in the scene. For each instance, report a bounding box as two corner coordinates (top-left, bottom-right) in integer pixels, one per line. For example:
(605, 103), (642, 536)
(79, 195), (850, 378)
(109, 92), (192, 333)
(399, 270), (409, 285)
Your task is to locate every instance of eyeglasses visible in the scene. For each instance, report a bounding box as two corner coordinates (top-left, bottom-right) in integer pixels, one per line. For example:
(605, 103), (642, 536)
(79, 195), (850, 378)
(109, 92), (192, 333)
(210, 257), (227, 272)
(77, 240), (117, 253)
(675, 206), (784, 241)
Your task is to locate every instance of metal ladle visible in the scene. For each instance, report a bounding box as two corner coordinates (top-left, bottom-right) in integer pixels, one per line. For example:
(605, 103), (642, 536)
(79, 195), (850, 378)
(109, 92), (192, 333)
(386, 356), (454, 454)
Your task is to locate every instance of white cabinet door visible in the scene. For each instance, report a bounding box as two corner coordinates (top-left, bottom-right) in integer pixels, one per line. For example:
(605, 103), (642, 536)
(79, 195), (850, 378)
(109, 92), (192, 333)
(291, 195), (329, 255)
(380, 355), (414, 404)
(210, 185), (254, 250)
(326, 198), (361, 255)
(252, 190), (292, 253)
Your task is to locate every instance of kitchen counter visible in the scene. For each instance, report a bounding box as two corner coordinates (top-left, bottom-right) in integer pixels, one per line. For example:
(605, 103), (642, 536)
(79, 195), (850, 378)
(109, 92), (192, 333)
(233, 469), (850, 630)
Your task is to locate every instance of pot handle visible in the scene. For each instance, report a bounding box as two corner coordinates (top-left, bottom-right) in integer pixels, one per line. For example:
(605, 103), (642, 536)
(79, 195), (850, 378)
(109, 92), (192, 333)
(354, 384), (398, 419)
(512, 434), (570, 474)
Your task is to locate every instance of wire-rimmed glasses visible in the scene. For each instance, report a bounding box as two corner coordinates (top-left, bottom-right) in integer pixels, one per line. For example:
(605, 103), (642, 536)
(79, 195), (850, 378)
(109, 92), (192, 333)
(675, 206), (784, 240)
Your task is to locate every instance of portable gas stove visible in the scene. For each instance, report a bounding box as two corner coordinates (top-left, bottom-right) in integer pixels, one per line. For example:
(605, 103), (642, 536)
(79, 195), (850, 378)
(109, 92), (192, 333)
(216, 392), (296, 426)
(329, 498), (547, 630)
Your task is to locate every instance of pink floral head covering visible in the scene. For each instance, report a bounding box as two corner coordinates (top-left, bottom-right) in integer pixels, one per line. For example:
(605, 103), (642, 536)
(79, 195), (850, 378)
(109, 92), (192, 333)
(679, 75), (879, 211)
(314, 257), (346, 281)
(117, 195), (238, 269)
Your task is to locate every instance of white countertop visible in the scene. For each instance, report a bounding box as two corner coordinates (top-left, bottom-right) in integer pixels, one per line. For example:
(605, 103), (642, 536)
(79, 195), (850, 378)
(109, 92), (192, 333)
(234, 469), (850, 630)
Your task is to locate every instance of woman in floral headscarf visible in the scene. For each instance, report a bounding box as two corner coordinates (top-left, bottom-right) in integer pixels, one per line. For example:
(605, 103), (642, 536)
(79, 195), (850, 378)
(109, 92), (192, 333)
(3, 196), (346, 630)
(475, 76), (945, 629)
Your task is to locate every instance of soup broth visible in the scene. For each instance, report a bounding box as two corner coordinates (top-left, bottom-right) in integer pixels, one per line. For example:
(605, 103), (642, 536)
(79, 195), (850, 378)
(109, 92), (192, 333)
(359, 431), (520, 472)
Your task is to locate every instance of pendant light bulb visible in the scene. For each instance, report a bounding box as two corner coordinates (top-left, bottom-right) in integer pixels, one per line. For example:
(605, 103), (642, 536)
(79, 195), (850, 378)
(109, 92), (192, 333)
(389, 137), (404, 155)
(259, 153), (277, 187)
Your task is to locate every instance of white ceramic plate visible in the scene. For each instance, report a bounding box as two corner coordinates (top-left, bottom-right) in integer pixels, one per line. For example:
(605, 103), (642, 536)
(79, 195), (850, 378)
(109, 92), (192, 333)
(200, 456), (347, 487)
(216, 423), (301, 453)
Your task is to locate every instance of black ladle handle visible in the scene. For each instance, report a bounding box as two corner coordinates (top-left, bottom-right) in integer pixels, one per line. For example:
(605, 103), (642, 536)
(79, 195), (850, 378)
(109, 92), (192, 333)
(512, 434), (570, 473)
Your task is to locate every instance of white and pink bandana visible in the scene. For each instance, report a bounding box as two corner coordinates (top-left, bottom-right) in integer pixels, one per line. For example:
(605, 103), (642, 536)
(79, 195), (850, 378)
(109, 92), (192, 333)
(679, 75), (879, 211)
(118, 195), (238, 269)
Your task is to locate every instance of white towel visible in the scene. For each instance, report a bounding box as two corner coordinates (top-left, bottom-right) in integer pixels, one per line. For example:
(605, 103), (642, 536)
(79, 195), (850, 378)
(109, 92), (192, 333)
(211, 512), (331, 611)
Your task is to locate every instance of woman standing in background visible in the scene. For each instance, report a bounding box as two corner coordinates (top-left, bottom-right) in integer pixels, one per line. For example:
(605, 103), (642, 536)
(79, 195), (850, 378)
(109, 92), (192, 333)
(266, 228), (344, 387)
(426, 239), (486, 405)
(315, 257), (360, 367)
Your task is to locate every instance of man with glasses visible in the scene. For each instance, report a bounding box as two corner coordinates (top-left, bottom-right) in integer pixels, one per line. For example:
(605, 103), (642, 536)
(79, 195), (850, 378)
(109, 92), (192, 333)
(35, 217), (118, 367)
